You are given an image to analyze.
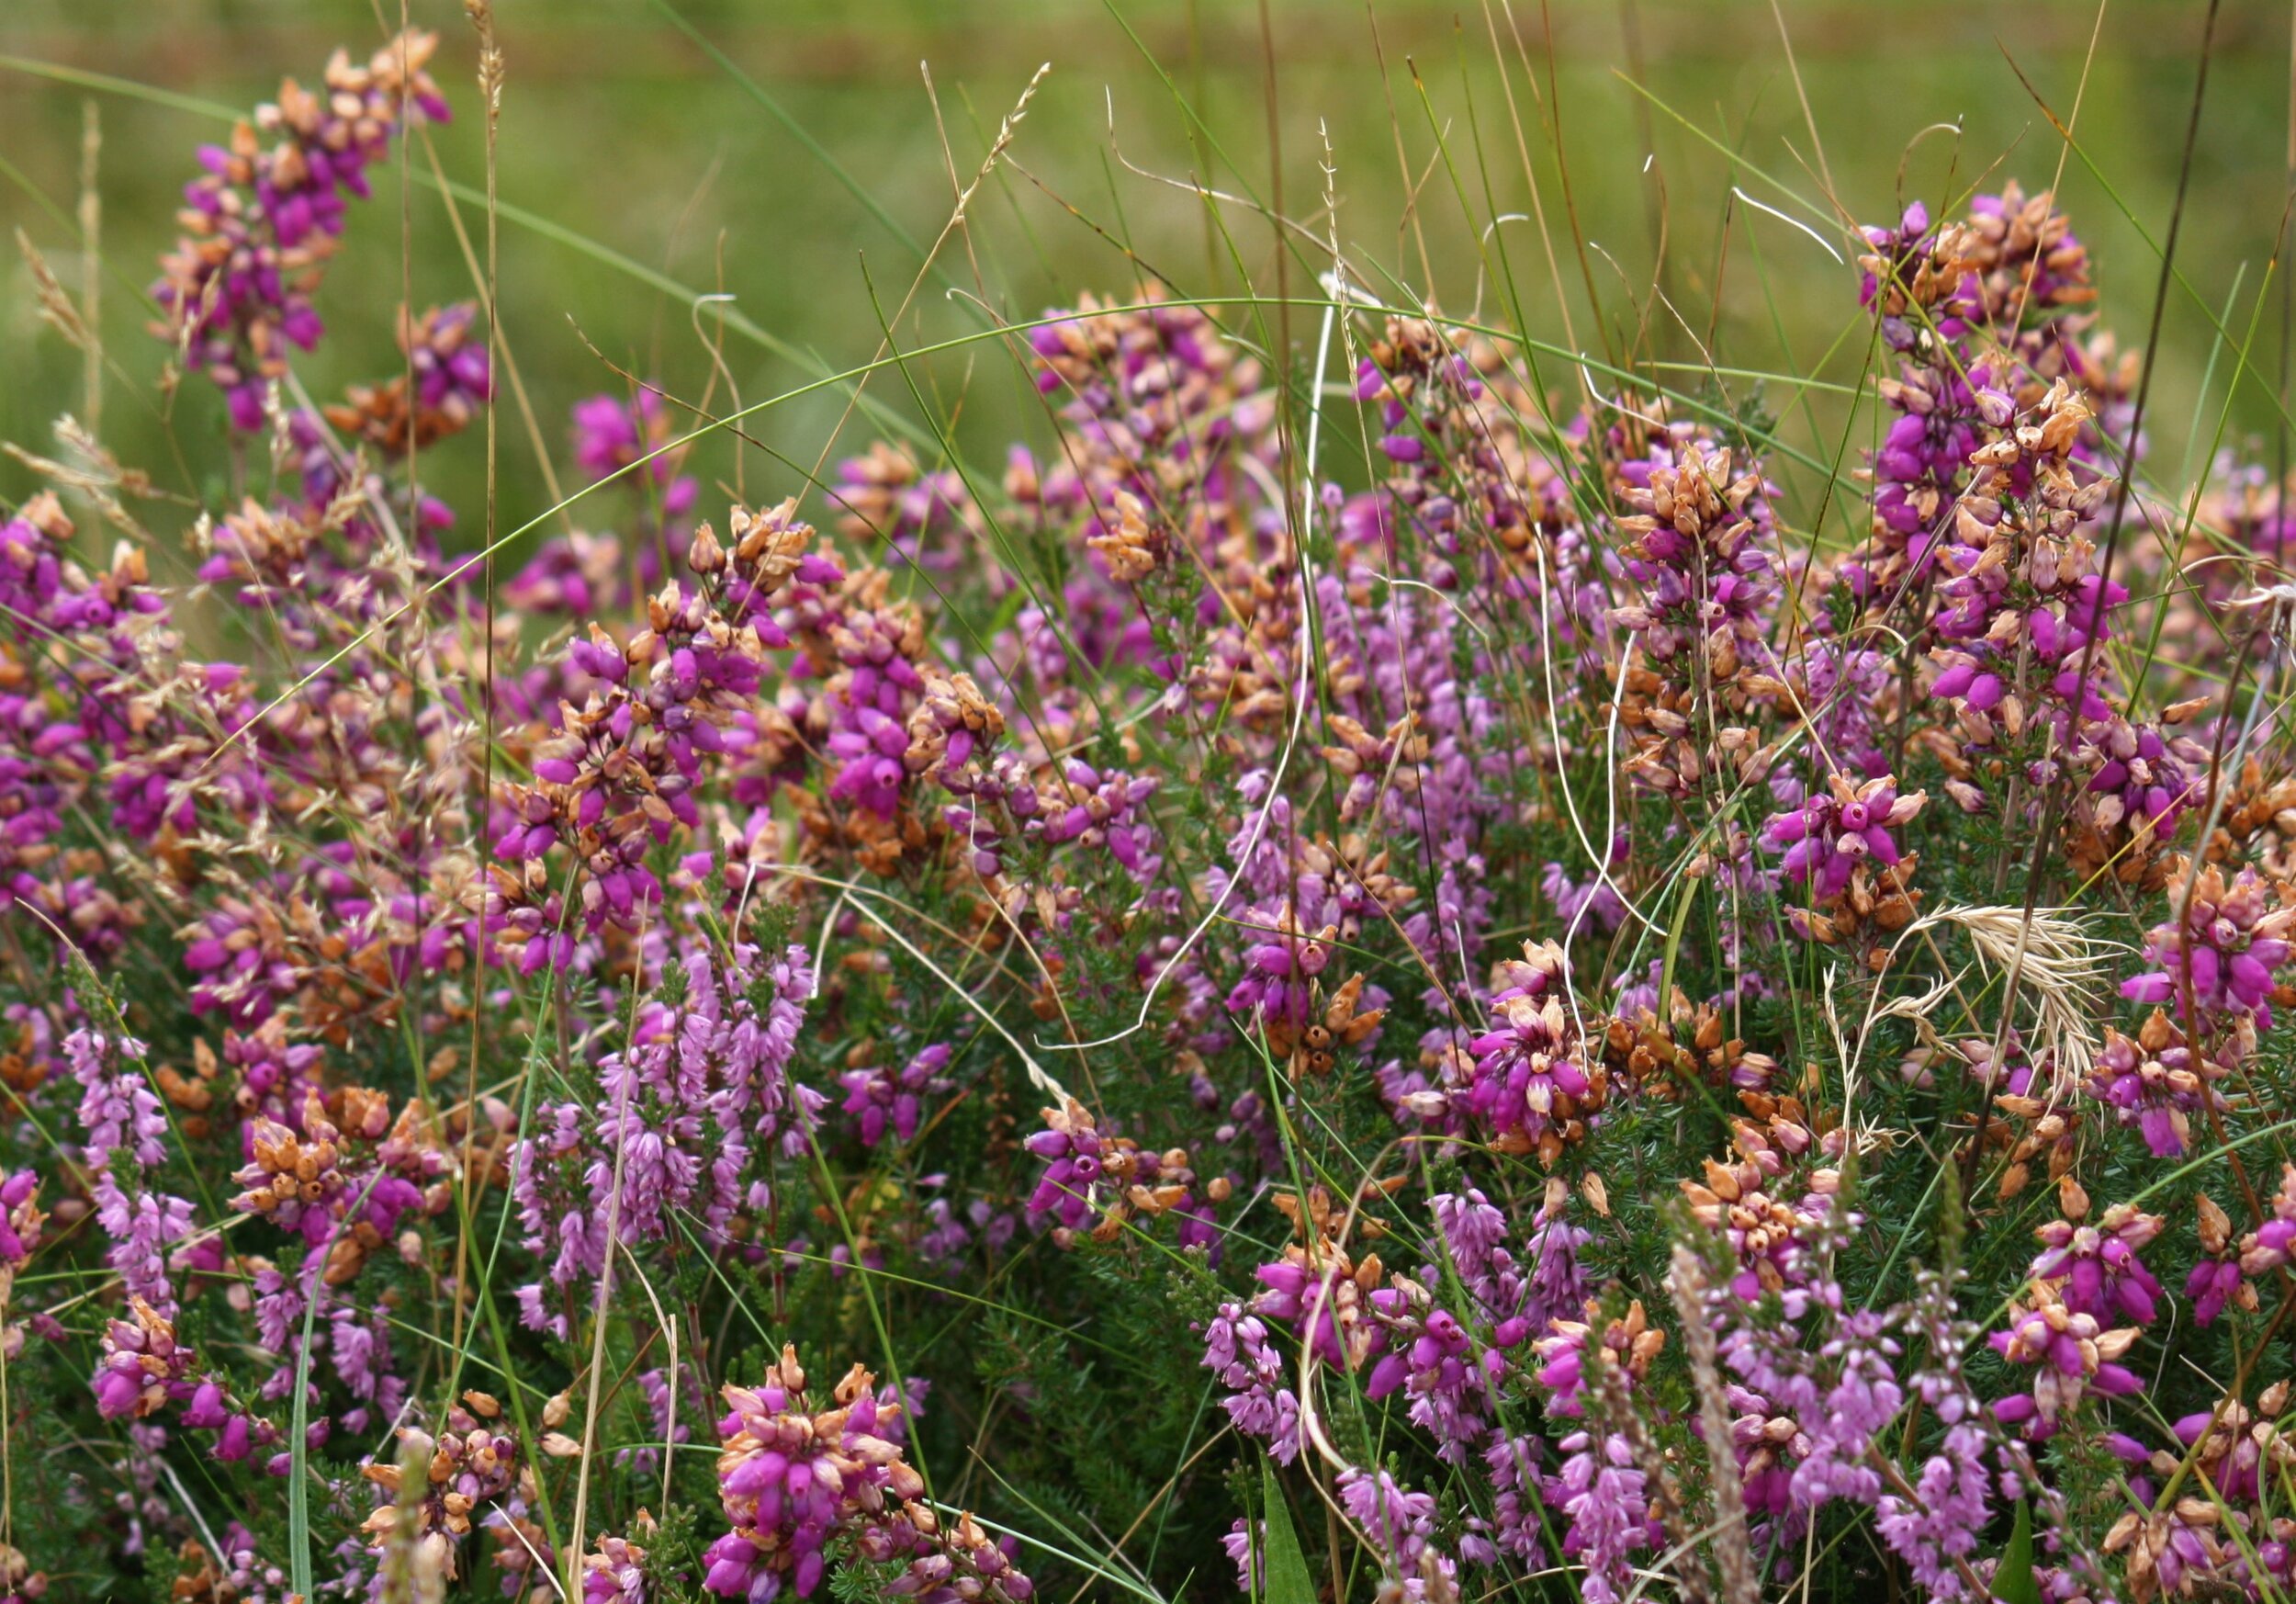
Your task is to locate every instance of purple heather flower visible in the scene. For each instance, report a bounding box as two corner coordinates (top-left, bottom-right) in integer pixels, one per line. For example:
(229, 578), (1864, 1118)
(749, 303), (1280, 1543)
(840, 1043), (954, 1147)
(1367, 1202), (1584, 1467)
(70, 1027), (197, 1316)
(152, 34), (449, 429)
(1541, 833), (1629, 935)
(1020, 1099), (1109, 1234)
(2084, 1014), (2226, 1158)
(1763, 772), (1925, 899)
(1874, 1271), (1997, 1598)
(1200, 1301), (1300, 1464)
(580, 1535), (649, 1604)
(1335, 1465), (1452, 1601)
(404, 300), (491, 420)
(1606, 440), (1781, 670)
(1548, 1430), (1652, 1604)
(2185, 1258), (2245, 1328)
(1456, 942), (1597, 1162)
(512, 941), (821, 1318)
(93, 1296), (193, 1421)
(0, 1169), (39, 1270)
(572, 388), (699, 517)
(2030, 1199), (2163, 1327)
(702, 1348), (1030, 1603)
(1988, 1282), (2143, 1439)
(2179, 1194), (2251, 1328)
(2239, 1164), (2296, 1279)
(2122, 863), (2294, 1029)
(1220, 1520), (1261, 1595)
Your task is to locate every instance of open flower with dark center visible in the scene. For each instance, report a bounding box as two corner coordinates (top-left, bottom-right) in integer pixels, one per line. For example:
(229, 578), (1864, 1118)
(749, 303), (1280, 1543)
(1764, 772), (1925, 898)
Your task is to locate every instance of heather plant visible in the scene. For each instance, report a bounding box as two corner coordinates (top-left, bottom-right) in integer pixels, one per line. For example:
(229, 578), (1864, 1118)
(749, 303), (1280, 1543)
(2, 6), (2295, 1604)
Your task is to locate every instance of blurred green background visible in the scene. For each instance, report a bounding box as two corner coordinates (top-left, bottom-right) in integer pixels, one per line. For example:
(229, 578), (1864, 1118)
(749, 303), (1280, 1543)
(1, 0), (2290, 544)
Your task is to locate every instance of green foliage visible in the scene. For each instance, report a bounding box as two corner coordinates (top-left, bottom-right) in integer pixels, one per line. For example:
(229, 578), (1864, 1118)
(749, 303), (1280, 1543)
(1255, 1458), (1316, 1604)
